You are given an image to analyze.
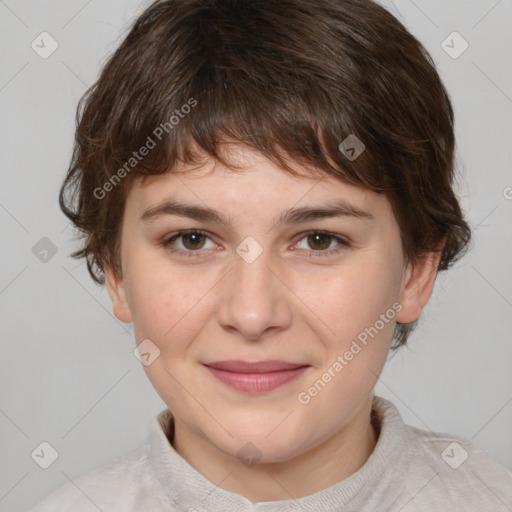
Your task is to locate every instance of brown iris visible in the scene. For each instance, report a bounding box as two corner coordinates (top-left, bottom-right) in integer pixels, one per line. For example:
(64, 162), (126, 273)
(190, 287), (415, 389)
(181, 232), (207, 250)
(306, 233), (332, 250)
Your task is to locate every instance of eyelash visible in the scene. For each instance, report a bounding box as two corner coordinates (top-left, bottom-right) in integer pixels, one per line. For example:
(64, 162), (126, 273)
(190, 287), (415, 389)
(161, 229), (350, 258)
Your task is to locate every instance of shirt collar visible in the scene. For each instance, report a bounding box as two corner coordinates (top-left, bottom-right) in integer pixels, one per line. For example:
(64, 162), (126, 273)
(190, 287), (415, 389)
(147, 395), (407, 512)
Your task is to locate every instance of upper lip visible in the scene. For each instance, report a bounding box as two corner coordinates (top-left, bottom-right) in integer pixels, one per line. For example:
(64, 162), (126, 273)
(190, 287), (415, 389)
(203, 360), (309, 373)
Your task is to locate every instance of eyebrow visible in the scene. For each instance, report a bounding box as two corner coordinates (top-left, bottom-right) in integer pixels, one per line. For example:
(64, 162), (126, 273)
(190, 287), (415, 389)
(140, 199), (374, 226)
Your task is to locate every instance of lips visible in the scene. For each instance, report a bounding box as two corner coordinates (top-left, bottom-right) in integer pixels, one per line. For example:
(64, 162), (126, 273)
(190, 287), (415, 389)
(202, 360), (310, 393)
(203, 360), (308, 373)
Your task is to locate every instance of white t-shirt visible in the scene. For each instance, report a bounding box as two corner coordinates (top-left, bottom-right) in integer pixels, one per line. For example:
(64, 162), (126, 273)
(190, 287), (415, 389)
(28, 396), (512, 511)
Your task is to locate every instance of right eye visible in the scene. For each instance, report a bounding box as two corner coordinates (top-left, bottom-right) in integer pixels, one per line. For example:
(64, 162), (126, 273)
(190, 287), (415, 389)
(162, 230), (218, 257)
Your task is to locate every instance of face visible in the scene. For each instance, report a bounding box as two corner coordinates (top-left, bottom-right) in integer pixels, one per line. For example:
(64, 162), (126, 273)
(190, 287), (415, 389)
(106, 144), (438, 465)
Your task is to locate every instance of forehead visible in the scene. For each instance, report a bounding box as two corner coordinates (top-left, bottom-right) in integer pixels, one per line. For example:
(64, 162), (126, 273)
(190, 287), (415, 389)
(126, 144), (389, 217)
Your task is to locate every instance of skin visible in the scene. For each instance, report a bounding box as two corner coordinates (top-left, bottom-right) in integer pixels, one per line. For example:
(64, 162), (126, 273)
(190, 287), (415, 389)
(105, 144), (441, 502)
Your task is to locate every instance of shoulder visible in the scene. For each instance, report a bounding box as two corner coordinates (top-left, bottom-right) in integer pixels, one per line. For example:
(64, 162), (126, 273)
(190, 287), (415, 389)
(399, 424), (512, 510)
(28, 444), (165, 512)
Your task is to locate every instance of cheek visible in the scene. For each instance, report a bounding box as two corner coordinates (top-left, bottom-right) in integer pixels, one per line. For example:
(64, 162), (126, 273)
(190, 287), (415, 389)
(303, 258), (401, 351)
(294, 263), (401, 415)
(126, 260), (214, 348)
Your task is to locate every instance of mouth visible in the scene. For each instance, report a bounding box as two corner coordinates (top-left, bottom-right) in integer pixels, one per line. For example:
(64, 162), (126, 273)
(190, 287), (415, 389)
(202, 360), (310, 393)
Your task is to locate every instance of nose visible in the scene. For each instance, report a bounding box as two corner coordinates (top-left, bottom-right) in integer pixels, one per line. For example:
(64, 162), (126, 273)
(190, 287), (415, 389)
(216, 244), (293, 341)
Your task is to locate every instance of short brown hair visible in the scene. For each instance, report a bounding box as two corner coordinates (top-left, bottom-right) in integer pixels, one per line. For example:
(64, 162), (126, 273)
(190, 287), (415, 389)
(60, 0), (471, 349)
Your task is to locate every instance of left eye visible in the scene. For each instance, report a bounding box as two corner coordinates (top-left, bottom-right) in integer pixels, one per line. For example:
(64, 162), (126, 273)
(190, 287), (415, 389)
(295, 231), (349, 254)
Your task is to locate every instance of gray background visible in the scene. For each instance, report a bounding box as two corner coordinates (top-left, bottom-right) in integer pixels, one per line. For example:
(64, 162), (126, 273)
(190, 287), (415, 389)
(0, 0), (511, 510)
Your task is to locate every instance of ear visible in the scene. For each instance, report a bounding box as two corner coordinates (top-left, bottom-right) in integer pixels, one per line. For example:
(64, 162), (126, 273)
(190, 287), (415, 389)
(396, 246), (444, 324)
(105, 265), (133, 324)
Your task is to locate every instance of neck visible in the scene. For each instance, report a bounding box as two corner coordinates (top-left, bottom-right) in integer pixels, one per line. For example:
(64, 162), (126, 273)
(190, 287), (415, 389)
(171, 394), (379, 502)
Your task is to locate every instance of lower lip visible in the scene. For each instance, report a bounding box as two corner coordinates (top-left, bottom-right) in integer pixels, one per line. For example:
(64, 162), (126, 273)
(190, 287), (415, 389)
(204, 366), (309, 393)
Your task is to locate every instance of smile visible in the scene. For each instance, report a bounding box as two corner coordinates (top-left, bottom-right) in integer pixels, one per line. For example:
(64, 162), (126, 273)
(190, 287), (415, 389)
(202, 361), (310, 393)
